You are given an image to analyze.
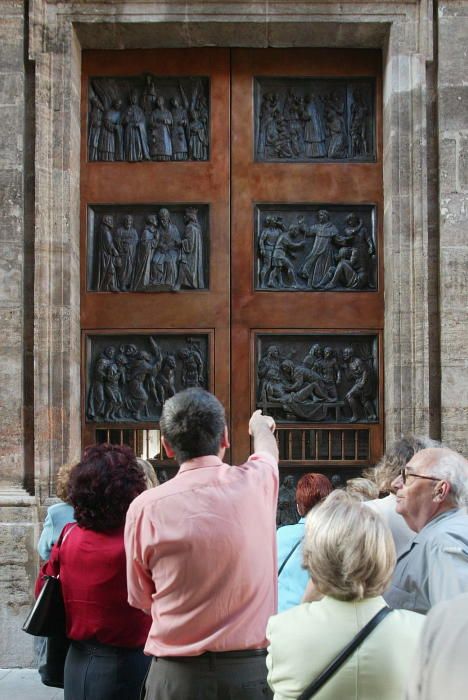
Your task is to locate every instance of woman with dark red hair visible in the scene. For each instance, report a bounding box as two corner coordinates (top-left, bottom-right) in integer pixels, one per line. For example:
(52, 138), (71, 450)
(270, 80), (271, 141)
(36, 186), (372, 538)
(277, 472), (332, 611)
(37, 444), (151, 700)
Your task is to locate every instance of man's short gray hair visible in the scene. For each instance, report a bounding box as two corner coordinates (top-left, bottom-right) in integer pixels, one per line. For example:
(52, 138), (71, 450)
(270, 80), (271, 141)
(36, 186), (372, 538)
(425, 450), (468, 509)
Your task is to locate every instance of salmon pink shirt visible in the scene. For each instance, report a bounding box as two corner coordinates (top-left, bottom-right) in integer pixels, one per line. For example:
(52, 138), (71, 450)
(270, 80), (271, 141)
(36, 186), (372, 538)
(124, 452), (278, 657)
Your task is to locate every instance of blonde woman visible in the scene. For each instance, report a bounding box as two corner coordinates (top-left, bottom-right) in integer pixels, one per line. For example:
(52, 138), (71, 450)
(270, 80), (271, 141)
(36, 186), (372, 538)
(38, 462), (77, 561)
(266, 491), (424, 700)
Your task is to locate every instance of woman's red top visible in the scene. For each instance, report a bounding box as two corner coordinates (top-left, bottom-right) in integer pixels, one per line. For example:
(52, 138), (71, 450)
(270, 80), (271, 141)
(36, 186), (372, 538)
(37, 523), (151, 648)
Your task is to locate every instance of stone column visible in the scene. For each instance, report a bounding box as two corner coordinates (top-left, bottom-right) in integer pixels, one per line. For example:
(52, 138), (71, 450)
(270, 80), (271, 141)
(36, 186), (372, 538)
(438, 1), (468, 454)
(0, 0), (37, 667)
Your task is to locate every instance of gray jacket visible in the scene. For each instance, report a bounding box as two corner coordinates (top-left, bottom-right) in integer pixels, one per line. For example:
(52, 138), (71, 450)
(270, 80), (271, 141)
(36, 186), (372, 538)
(384, 508), (468, 613)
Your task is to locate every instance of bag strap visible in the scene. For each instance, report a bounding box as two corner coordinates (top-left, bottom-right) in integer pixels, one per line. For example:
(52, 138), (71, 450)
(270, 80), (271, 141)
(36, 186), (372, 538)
(48, 523), (76, 578)
(297, 606), (392, 700)
(278, 538), (302, 577)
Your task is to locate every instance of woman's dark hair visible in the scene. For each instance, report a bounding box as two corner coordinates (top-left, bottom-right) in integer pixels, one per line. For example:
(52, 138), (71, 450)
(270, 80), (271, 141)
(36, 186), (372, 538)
(68, 443), (146, 531)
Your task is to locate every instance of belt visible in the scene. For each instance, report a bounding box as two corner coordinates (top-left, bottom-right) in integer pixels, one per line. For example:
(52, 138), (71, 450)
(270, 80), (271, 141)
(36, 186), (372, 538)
(71, 639), (143, 656)
(160, 648), (267, 661)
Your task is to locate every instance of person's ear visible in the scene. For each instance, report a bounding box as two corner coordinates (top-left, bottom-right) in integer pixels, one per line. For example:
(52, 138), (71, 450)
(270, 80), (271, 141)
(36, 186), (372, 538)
(433, 481), (450, 502)
(221, 425), (230, 450)
(161, 436), (175, 458)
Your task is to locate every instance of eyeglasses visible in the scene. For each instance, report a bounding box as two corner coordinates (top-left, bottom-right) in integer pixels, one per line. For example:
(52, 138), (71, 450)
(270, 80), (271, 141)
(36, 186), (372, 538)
(399, 468), (442, 485)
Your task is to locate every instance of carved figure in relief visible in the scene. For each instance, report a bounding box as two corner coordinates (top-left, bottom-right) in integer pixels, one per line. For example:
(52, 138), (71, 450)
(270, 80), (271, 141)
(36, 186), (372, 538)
(176, 208), (204, 289)
(103, 358), (125, 421)
(122, 91), (150, 162)
(88, 90), (104, 161)
(268, 224), (304, 288)
(97, 215), (120, 292)
(267, 114), (294, 159)
(325, 91), (348, 159)
(125, 352), (153, 419)
(321, 346), (341, 400)
(283, 88), (302, 156)
(114, 215), (139, 291)
(179, 81), (208, 161)
(149, 96), (173, 161)
(299, 210), (339, 288)
(277, 475), (298, 527)
(179, 342), (204, 388)
(133, 215), (159, 290)
(323, 213), (375, 290)
(188, 109), (208, 160)
(350, 89), (369, 157)
(258, 215), (283, 287)
(98, 99), (124, 161)
(141, 75), (158, 116)
(170, 97), (189, 161)
(258, 345), (281, 403)
(342, 346), (377, 422)
(151, 208), (181, 288)
(303, 93), (327, 158)
(87, 346), (116, 419)
(154, 354), (177, 404)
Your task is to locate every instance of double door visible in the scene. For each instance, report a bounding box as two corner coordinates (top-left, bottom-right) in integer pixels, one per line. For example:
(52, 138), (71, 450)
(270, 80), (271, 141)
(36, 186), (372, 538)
(81, 48), (383, 482)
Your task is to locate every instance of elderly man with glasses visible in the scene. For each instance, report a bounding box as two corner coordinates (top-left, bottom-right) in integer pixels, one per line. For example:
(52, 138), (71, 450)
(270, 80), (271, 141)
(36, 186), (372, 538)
(384, 447), (468, 614)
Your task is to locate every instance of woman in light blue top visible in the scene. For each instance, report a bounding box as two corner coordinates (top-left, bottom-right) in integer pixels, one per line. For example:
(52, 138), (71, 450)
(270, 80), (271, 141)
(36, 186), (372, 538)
(277, 472), (332, 612)
(38, 462), (76, 560)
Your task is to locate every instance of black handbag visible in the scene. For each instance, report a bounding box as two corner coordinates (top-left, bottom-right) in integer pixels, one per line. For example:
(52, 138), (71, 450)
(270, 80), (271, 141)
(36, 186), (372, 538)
(297, 606), (392, 700)
(22, 573), (66, 637)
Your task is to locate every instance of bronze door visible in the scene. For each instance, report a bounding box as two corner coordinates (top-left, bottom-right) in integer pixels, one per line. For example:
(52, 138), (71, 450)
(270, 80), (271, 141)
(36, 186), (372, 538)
(81, 49), (230, 472)
(81, 49), (383, 477)
(230, 49), (383, 475)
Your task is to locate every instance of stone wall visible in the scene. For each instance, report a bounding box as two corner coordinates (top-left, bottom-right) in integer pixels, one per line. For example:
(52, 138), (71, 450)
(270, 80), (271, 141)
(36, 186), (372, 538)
(0, 0), (466, 667)
(438, 1), (468, 452)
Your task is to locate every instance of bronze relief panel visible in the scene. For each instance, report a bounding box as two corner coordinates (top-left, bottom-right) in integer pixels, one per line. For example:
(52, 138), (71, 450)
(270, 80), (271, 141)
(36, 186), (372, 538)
(255, 205), (376, 291)
(255, 78), (375, 162)
(88, 76), (209, 162)
(86, 333), (208, 423)
(87, 205), (209, 292)
(256, 334), (378, 424)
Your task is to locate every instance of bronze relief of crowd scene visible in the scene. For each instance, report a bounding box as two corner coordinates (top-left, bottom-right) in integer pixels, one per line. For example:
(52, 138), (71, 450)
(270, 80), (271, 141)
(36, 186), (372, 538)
(257, 336), (378, 423)
(88, 205), (207, 292)
(256, 206), (376, 291)
(86, 335), (207, 423)
(88, 75), (209, 162)
(255, 78), (374, 162)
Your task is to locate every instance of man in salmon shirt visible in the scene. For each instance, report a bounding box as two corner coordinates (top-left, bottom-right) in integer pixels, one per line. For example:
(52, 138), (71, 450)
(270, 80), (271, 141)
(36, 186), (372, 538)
(125, 387), (278, 699)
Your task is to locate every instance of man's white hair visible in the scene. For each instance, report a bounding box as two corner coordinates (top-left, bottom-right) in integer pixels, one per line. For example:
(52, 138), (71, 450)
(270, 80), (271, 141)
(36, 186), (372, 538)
(425, 450), (468, 509)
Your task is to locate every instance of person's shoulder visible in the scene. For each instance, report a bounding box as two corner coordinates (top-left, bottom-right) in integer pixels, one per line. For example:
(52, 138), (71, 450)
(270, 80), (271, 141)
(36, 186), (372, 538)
(268, 602), (309, 633)
(422, 511), (468, 547)
(126, 482), (166, 518)
(241, 451), (278, 470)
(47, 501), (74, 521)
(390, 608), (425, 625)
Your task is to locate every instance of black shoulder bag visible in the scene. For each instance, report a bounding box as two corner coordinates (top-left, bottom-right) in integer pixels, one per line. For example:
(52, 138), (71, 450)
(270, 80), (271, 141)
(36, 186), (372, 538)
(297, 606), (392, 700)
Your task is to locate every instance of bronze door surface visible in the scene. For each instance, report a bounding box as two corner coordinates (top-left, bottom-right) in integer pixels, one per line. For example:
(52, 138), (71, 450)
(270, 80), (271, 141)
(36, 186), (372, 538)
(230, 49), (383, 471)
(81, 49), (383, 476)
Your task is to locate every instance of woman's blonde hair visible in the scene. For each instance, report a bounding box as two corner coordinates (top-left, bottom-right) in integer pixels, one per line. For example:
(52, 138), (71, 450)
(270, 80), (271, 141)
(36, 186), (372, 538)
(136, 458), (159, 489)
(303, 490), (396, 601)
(346, 477), (379, 501)
(55, 461), (78, 502)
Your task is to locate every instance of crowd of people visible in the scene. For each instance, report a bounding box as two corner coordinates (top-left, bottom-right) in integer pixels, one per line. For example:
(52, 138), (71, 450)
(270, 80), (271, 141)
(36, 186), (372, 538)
(35, 387), (468, 699)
